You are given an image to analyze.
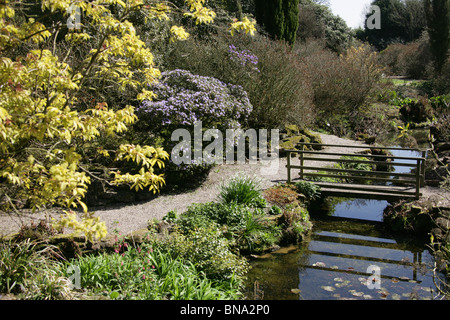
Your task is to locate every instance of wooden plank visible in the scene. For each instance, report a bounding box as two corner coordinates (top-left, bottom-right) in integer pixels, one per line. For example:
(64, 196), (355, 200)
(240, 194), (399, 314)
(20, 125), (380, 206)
(299, 172), (416, 184)
(294, 165), (416, 178)
(313, 182), (418, 195)
(285, 145), (425, 200)
(295, 143), (426, 152)
(299, 150), (425, 161)
(319, 190), (418, 200)
(300, 157), (417, 167)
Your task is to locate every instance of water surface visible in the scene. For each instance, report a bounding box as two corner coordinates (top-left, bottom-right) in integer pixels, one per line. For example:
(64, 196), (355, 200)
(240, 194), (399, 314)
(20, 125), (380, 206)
(245, 145), (438, 300)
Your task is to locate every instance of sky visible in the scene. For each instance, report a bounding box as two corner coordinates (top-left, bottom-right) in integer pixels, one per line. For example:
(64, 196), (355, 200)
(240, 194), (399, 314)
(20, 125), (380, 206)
(328, 0), (374, 29)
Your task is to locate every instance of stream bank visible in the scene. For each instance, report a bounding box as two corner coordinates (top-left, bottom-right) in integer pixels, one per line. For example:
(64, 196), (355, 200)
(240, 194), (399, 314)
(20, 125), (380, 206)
(244, 197), (440, 300)
(245, 138), (449, 300)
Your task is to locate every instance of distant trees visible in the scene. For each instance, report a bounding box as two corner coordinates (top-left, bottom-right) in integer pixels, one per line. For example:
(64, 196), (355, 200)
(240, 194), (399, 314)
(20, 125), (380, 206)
(358, 0), (427, 49)
(424, 0), (450, 74)
(297, 0), (351, 52)
(254, 0), (299, 45)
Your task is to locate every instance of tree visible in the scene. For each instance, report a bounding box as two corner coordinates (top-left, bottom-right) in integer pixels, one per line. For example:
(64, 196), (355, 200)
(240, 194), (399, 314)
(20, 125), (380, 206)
(0, 0), (256, 241)
(283, 0), (300, 45)
(424, 0), (450, 74)
(254, 0), (299, 45)
(298, 0), (351, 52)
(359, 0), (427, 50)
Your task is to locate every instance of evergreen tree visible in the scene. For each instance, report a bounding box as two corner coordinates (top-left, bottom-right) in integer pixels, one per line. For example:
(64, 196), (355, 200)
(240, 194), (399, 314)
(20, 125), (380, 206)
(283, 0), (300, 45)
(255, 0), (299, 45)
(360, 0), (427, 50)
(424, 0), (449, 74)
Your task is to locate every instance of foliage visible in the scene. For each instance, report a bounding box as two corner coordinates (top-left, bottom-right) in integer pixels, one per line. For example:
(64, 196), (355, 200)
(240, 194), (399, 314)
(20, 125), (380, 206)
(166, 33), (315, 129)
(263, 184), (302, 208)
(398, 96), (435, 123)
(279, 204), (313, 243)
(238, 213), (282, 253)
(65, 240), (241, 299)
(378, 32), (433, 79)
(177, 202), (253, 233)
(150, 225), (249, 284)
(334, 156), (374, 183)
(268, 204), (282, 215)
(0, 239), (71, 299)
(305, 45), (384, 134)
(175, 201), (282, 254)
(218, 174), (267, 208)
(136, 69), (252, 131)
(0, 0), (257, 241)
(294, 181), (322, 201)
(424, 0), (450, 74)
(298, 0), (352, 53)
(254, 0), (299, 45)
(359, 0), (427, 50)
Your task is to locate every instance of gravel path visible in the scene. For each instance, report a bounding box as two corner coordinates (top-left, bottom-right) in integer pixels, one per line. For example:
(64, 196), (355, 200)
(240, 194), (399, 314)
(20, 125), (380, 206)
(1, 132), (447, 237)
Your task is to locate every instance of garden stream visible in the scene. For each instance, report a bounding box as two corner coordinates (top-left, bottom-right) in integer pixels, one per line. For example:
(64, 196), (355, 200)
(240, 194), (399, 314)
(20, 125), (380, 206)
(244, 132), (440, 300)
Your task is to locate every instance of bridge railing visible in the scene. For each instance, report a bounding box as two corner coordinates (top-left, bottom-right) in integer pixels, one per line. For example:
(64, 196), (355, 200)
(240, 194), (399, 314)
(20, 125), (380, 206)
(286, 143), (427, 200)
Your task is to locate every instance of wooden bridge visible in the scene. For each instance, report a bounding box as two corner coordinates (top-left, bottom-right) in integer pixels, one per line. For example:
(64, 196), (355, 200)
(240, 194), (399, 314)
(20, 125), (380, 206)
(286, 143), (427, 201)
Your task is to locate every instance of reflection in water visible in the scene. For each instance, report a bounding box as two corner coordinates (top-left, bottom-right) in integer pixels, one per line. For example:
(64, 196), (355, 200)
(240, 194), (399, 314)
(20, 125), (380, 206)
(245, 139), (439, 300)
(245, 207), (437, 300)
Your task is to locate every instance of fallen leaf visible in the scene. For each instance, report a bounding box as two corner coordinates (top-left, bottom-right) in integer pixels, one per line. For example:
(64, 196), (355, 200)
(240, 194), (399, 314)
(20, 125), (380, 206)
(392, 293), (401, 300)
(321, 286), (335, 292)
(379, 290), (389, 299)
(420, 287), (432, 292)
(313, 262), (326, 267)
(349, 290), (364, 297)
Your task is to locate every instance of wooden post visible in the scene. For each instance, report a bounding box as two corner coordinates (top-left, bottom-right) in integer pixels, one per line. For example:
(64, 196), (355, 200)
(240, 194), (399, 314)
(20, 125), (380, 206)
(416, 158), (421, 199)
(420, 151), (426, 187)
(287, 151), (291, 184)
(300, 145), (304, 180)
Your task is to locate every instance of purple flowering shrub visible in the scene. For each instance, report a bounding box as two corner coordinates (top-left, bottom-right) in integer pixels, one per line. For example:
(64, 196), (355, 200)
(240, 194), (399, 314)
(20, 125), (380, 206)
(228, 45), (260, 73)
(135, 69), (253, 188)
(137, 69), (253, 132)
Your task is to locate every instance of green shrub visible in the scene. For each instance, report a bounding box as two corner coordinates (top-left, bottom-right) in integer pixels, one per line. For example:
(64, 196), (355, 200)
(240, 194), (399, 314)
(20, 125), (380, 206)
(66, 242), (241, 300)
(238, 214), (282, 253)
(279, 204), (312, 243)
(398, 96), (435, 123)
(0, 240), (72, 299)
(268, 205), (283, 215)
(294, 181), (321, 201)
(166, 33), (315, 129)
(177, 202), (253, 233)
(177, 201), (282, 254)
(151, 226), (249, 285)
(218, 174), (267, 208)
(334, 156), (373, 183)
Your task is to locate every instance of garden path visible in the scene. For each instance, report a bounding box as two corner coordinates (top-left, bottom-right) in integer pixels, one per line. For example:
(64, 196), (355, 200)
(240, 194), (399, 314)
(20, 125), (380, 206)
(0, 132), (447, 237)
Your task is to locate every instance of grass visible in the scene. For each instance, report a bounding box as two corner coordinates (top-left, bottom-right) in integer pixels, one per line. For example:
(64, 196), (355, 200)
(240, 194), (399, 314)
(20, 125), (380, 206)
(218, 174), (267, 208)
(66, 245), (238, 300)
(0, 175), (313, 300)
